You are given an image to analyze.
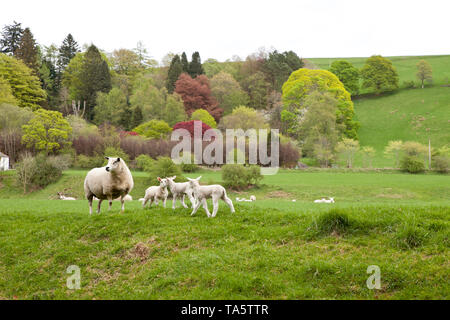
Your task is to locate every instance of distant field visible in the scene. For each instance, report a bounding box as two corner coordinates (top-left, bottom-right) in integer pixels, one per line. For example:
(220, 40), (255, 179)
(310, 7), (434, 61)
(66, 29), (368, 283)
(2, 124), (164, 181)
(307, 55), (450, 87)
(353, 86), (450, 167)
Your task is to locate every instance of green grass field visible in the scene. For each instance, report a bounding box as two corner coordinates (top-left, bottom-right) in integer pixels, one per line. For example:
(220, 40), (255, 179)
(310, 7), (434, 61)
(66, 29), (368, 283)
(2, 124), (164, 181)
(307, 55), (450, 87)
(0, 169), (449, 299)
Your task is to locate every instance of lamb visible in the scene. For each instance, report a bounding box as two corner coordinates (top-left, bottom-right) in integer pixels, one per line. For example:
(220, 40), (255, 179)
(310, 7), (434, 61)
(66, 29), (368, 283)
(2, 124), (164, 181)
(314, 197), (335, 203)
(57, 192), (76, 200)
(186, 176), (235, 218)
(166, 176), (196, 209)
(142, 177), (169, 208)
(84, 157), (134, 214)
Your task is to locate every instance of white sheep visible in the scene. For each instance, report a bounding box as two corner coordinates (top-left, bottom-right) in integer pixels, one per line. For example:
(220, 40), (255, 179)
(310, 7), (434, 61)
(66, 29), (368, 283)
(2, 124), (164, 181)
(250, 195), (256, 201)
(57, 192), (76, 200)
(186, 176), (235, 218)
(84, 157), (134, 214)
(165, 176), (196, 209)
(314, 197), (335, 203)
(142, 177), (169, 208)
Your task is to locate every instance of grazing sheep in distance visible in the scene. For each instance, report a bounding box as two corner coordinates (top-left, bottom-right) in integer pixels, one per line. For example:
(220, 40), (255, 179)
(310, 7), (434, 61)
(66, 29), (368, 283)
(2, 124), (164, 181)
(57, 192), (76, 200)
(142, 177), (169, 208)
(166, 176), (196, 209)
(186, 176), (235, 218)
(250, 195), (256, 201)
(84, 157), (134, 214)
(314, 197), (335, 203)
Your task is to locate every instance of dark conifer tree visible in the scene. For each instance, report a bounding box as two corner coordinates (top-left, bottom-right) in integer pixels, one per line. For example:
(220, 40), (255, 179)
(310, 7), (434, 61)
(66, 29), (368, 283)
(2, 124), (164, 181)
(131, 106), (143, 129)
(166, 54), (183, 93)
(79, 45), (112, 120)
(188, 51), (204, 78)
(58, 34), (79, 72)
(181, 52), (189, 73)
(14, 28), (39, 74)
(0, 21), (24, 54)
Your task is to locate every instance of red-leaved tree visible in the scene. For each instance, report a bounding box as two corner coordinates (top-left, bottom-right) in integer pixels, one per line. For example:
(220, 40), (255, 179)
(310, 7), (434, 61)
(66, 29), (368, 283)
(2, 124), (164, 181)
(172, 120), (212, 138)
(174, 73), (223, 121)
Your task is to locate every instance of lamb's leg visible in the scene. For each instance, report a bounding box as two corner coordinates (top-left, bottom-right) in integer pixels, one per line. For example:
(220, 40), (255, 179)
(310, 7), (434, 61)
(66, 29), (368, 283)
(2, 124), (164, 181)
(108, 196), (112, 211)
(181, 194), (188, 208)
(223, 194), (235, 213)
(97, 199), (103, 214)
(187, 191), (196, 208)
(202, 198), (211, 218)
(212, 195), (219, 217)
(163, 196), (167, 208)
(154, 196), (159, 206)
(172, 193), (177, 209)
(142, 195), (149, 208)
(190, 198), (202, 216)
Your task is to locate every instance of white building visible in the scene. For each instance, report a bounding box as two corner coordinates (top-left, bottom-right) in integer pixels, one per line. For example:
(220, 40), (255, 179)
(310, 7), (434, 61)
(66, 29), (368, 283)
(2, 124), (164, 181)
(0, 152), (9, 171)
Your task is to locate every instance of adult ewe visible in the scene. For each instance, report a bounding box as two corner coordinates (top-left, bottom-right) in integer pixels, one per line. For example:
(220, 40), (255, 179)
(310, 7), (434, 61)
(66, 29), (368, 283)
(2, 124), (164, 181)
(84, 157), (134, 214)
(166, 176), (196, 209)
(186, 176), (235, 218)
(142, 177), (169, 208)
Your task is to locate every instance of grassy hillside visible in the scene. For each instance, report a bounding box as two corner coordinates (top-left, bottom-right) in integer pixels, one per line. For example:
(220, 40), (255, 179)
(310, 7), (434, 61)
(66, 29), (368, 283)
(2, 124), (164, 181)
(307, 55), (450, 86)
(353, 86), (450, 167)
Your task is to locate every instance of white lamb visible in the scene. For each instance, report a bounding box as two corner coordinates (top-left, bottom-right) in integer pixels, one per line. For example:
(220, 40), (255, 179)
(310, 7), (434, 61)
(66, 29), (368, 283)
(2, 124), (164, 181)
(166, 176), (196, 209)
(84, 157), (134, 214)
(186, 176), (235, 218)
(57, 192), (76, 200)
(314, 197), (335, 203)
(142, 177), (169, 208)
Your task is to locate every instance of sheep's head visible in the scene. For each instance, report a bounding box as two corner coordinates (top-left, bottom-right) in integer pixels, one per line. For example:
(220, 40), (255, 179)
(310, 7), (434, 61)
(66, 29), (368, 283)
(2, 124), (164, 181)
(157, 177), (168, 188)
(186, 176), (202, 192)
(166, 176), (176, 186)
(105, 157), (122, 173)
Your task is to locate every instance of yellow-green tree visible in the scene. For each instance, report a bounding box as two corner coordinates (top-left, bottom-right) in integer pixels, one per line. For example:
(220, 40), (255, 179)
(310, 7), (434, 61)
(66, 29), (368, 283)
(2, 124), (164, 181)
(361, 55), (399, 94)
(336, 138), (360, 168)
(190, 109), (217, 128)
(281, 68), (359, 139)
(22, 109), (72, 154)
(416, 60), (432, 88)
(0, 53), (46, 109)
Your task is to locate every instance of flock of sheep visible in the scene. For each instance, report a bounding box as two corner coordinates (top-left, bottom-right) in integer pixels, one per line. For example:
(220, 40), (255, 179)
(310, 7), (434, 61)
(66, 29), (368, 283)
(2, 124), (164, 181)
(83, 157), (235, 218)
(57, 157), (335, 217)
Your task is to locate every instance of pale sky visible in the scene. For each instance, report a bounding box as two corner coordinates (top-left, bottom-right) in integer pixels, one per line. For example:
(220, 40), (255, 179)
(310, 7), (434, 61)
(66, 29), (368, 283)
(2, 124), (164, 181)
(1, 0), (449, 63)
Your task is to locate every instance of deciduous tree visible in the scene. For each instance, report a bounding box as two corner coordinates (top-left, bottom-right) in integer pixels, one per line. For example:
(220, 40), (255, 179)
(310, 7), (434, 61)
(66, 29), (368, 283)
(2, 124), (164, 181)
(416, 60), (432, 88)
(361, 55), (399, 94)
(210, 71), (249, 115)
(22, 109), (72, 154)
(329, 60), (360, 95)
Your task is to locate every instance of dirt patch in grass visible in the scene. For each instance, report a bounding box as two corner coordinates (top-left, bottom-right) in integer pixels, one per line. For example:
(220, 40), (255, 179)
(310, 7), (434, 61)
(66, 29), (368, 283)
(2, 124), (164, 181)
(376, 193), (403, 199)
(266, 190), (293, 199)
(128, 236), (159, 262)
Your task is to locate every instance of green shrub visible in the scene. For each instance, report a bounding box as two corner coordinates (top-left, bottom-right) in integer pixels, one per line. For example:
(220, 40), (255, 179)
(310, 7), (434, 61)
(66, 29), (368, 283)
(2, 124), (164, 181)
(432, 155), (449, 173)
(147, 157), (182, 183)
(400, 155), (425, 173)
(133, 119), (172, 139)
(47, 154), (72, 171)
(135, 154), (154, 172)
(190, 109), (217, 128)
(222, 164), (262, 189)
(103, 146), (130, 164)
(300, 157), (318, 167)
(75, 155), (104, 169)
(403, 80), (416, 89)
(179, 152), (199, 173)
(30, 154), (62, 188)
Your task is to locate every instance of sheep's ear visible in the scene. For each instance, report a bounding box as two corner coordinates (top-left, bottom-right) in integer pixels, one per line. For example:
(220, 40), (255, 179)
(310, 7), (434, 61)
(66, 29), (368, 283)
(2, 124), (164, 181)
(105, 156), (109, 160)
(157, 177), (161, 181)
(117, 157), (120, 162)
(186, 177), (193, 181)
(196, 176), (202, 181)
(172, 176), (176, 180)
